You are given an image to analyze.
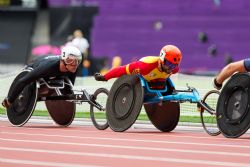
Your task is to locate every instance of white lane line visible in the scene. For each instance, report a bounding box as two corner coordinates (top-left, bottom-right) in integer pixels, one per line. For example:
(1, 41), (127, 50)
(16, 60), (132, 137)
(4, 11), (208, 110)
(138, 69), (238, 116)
(0, 137), (250, 157)
(0, 126), (223, 140)
(0, 147), (249, 167)
(0, 158), (102, 167)
(1, 124), (249, 142)
(1, 132), (250, 149)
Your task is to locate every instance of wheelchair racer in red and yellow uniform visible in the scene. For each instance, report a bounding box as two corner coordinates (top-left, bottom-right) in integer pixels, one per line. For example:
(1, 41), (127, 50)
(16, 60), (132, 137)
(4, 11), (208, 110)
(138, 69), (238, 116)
(95, 45), (182, 91)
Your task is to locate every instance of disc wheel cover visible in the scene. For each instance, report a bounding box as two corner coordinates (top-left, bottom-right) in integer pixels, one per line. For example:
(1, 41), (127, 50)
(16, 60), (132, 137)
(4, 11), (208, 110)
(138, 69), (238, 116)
(217, 73), (250, 138)
(106, 75), (144, 132)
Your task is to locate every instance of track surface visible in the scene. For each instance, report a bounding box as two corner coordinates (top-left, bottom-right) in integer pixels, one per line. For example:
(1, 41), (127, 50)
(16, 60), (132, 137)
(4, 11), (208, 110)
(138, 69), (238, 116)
(1, 118), (250, 167)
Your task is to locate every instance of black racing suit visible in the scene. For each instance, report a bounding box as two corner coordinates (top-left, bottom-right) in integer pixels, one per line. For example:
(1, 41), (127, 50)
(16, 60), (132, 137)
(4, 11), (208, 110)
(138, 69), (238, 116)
(7, 56), (77, 103)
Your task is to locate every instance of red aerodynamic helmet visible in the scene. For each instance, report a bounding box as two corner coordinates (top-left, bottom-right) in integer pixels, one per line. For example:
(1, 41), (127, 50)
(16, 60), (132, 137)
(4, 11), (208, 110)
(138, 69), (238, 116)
(159, 45), (182, 65)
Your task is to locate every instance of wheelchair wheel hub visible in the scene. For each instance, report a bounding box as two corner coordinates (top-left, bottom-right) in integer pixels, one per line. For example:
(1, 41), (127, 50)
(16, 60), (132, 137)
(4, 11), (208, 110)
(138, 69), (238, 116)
(226, 88), (248, 121)
(122, 97), (127, 104)
(234, 101), (240, 109)
(113, 83), (134, 119)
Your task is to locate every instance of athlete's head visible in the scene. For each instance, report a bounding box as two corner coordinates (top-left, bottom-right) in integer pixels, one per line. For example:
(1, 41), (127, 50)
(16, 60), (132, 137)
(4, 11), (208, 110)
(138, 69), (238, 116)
(61, 45), (82, 72)
(158, 45), (182, 73)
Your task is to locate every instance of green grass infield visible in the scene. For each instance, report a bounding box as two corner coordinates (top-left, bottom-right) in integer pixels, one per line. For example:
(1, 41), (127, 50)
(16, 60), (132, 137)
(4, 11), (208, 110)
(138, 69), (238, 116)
(0, 107), (206, 123)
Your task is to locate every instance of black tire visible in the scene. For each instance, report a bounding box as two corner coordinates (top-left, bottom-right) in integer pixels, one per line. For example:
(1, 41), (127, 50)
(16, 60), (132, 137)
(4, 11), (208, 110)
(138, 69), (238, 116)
(217, 73), (250, 138)
(144, 101), (180, 132)
(200, 90), (221, 136)
(45, 87), (75, 127)
(106, 75), (144, 132)
(90, 88), (109, 130)
(7, 69), (38, 126)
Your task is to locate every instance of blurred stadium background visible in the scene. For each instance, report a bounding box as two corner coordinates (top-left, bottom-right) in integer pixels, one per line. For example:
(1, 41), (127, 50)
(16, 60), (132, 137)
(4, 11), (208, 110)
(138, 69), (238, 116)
(1, 0), (250, 118)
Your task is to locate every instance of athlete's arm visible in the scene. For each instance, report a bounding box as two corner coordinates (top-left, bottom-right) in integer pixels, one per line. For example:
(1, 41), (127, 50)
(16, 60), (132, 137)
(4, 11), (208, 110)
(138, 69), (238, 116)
(216, 60), (246, 85)
(103, 60), (156, 80)
(8, 61), (57, 103)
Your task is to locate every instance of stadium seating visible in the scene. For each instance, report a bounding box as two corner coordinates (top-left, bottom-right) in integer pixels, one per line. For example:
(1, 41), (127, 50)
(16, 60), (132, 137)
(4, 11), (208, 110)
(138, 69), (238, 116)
(91, 0), (250, 72)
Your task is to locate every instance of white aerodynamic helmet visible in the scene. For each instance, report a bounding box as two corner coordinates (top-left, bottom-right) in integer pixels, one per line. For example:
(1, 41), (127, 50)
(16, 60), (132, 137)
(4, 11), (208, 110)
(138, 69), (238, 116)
(61, 45), (82, 64)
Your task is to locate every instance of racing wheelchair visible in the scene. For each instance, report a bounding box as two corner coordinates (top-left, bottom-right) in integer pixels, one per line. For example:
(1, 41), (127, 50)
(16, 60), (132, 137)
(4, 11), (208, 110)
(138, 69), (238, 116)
(6, 67), (109, 130)
(217, 72), (250, 138)
(106, 75), (220, 136)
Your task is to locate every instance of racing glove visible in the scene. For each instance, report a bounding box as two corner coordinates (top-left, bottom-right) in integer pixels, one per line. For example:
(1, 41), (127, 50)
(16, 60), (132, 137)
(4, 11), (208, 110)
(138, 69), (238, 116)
(213, 78), (222, 90)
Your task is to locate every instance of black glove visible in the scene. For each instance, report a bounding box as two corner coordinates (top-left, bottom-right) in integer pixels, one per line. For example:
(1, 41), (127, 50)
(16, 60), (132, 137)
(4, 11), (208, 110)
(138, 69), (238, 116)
(213, 78), (222, 90)
(94, 73), (107, 81)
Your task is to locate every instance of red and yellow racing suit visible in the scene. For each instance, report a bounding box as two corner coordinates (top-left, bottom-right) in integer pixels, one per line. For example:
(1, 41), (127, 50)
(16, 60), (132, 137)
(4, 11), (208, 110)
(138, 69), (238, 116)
(104, 56), (179, 83)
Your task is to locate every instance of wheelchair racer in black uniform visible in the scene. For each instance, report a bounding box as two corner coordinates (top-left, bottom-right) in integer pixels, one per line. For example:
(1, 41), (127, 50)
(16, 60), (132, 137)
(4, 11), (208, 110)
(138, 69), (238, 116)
(2, 45), (82, 109)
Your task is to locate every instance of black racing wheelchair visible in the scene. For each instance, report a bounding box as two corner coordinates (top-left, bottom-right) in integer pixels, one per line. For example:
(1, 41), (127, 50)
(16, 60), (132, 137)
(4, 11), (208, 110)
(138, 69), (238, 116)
(217, 72), (250, 138)
(6, 67), (109, 130)
(105, 75), (221, 136)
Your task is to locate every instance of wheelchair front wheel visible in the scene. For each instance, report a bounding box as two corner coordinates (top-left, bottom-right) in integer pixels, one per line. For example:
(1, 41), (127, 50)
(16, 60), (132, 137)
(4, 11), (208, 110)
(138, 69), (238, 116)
(90, 88), (109, 130)
(200, 90), (221, 136)
(7, 69), (38, 126)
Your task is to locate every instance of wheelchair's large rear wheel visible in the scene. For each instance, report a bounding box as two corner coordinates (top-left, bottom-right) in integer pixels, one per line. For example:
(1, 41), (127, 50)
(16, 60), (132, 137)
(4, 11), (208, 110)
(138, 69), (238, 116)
(45, 88), (75, 127)
(90, 88), (109, 130)
(144, 102), (180, 132)
(7, 70), (38, 126)
(106, 75), (144, 132)
(217, 73), (250, 138)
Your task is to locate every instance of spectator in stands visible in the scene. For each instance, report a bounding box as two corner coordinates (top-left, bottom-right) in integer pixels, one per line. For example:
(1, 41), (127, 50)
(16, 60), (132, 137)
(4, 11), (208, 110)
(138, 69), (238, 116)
(100, 58), (110, 75)
(94, 45), (182, 91)
(82, 59), (91, 77)
(112, 56), (122, 68)
(213, 59), (249, 90)
(72, 29), (89, 58)
(2, 46), (82, 109)
(70, 29), (90, 77)
(100, 56), (122, 75)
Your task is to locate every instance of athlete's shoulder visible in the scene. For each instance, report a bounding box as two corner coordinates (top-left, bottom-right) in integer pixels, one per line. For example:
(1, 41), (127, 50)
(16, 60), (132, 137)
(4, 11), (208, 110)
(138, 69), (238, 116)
(44, 55), (60, 60)
(32, 55), (60, 67)
(139, 56), (159, 63)
(41, 55), (60, 64)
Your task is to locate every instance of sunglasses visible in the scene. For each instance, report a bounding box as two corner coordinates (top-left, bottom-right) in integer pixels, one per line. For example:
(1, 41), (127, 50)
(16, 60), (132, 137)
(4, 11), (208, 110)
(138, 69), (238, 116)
(163, 59), (177, 70)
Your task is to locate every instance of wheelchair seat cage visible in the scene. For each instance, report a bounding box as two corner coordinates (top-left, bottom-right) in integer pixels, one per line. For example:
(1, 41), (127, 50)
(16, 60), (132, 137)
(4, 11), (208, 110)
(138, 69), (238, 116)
(139, 76), (201, 104)
(37, 77), (103, 110)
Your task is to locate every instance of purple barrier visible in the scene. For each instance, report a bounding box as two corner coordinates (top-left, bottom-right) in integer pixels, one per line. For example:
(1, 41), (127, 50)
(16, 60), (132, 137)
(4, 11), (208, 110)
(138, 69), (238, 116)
(90, 0), (250, 71)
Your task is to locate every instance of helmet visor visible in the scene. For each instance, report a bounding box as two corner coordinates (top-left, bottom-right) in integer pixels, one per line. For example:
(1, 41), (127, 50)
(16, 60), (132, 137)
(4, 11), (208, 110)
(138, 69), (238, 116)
(163, 59), (177, 70)
(64, 55), (79, 65)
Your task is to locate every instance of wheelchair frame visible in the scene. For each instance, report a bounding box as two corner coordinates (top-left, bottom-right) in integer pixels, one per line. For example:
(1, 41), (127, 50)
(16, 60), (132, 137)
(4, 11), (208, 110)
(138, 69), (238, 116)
(6, 67), (108, 129)
(139, 76), (213, 112)
(36, 76), (104, 111)
(139, 75), (220, 136)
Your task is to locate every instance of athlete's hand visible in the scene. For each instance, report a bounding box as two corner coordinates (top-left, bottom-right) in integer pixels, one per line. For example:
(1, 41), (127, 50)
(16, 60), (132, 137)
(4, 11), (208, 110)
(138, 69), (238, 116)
(94, 73), (107, 81)
(213, 78), (222, 90)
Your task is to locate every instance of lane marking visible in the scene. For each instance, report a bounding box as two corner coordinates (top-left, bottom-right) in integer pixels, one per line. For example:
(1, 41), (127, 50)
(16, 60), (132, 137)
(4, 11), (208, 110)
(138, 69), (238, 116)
(1, 137), (250, 157)
(0, 125), (223, 140)
(1, 147), (250, 167)
(1, 124), (249, 142)
(1, 132), (250, 149)
(0, 158), (102, 167)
